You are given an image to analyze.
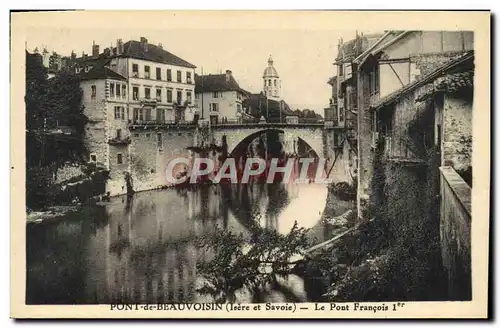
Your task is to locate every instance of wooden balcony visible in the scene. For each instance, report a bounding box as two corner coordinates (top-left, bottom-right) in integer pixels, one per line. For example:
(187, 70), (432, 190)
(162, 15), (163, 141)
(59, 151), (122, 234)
(108, 136), (131, 145)
(140, 98), (158, 105)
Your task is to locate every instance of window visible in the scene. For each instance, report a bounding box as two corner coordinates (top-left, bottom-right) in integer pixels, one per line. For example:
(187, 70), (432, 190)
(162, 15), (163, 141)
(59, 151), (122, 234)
(338, 64), (344, 76)
(156, 67), (161, 80)
(133, 133), (139, 137)
(156, 108), (165, 122)
(91, 85), (96, 99)
(116, 83), (121, 97)
(237, 104), (241, 112)
(371, 111), (378, 132)
(90, 154), (97, 162)
(134, 108), (144, 121)
(210, 103), (219, 112)
(117, 153), (123, 164)
(145, 65), (150, 79)
(157, 133), (162, 148)
(167, 89), (173, 103)
(186, 72), (192, 84)
(368, 64), (380, 95)
(116, 129), (122, 139)
(110, 83), (115, 97)
(177, 71), (182, 83)
(122, 85), (126, 99)
(186, 91), (192, 104)
(167, 69), (172, 81)
(176, 90), (182, 104)
(144, 108), (152, 121)
(274, 80), (277, 86)
(212, 91), (219, 98)
(114, 106), (125, 119)
(145, 87), (151, 99)
(156, 88), (162, 102)
(133, 86), (139, 100)
(132, 64), (139, 77)
(145, 133), (151, 138)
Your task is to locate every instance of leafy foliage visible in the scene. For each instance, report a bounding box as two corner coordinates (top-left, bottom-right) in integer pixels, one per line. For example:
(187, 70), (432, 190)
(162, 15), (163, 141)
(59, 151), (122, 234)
(322, 138), (445, 301)
(195, 216), (309, 303)
(25, 52), (89, 209)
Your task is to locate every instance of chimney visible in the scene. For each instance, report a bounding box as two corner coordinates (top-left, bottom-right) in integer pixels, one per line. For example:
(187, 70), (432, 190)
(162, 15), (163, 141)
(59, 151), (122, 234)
(92, 41), (100, 57)
(104, 48), (111, 57)
(158, 43), (163, 50)
(225, 70), (232, 82)
(70, 50), (76, 60)
(140, 37), (148, 52)
(116, 39), (123, 54)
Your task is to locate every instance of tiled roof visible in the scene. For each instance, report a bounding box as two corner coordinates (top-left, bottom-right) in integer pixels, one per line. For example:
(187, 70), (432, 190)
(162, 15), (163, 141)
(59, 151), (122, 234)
(70, 39), (196, 70)
(195, 73), (249, 94)
(81, 62), (127, 81)
(121, 40), (196, 68)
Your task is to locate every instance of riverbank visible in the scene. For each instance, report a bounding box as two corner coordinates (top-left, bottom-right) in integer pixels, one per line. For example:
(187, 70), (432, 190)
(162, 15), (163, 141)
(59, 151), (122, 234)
(26, 205), (81, 224)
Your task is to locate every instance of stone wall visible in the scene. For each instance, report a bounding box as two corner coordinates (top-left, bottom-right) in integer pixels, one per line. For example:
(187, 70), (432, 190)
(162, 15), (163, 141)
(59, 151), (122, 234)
(411, 52), (467, 79)
(442, 95), (473, 173)
(81, 79), (108, 166)
(439, 166), (471, 300)
(127, 126), (196, 194)
(357, 69), (373, 218)
(55, 164), (85, 184)
(107, 143), (130, 195)
(324, 129), (355, 184)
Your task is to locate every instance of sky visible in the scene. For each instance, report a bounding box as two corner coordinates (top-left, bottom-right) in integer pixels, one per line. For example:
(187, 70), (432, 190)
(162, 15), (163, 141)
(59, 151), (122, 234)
(22, 12), (382, 112)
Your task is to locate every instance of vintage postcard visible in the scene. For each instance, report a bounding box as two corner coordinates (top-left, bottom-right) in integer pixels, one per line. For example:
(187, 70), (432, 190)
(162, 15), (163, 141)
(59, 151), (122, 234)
(10, 10), (490, 319)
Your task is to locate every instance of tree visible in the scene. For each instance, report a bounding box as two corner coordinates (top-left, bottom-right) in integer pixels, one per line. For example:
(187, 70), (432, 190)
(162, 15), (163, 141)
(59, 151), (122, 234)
(196, 217), (309, 303)
(44, 70), (87, 163)
(25, 51), (87, 209)
(25, 52), (48, 133)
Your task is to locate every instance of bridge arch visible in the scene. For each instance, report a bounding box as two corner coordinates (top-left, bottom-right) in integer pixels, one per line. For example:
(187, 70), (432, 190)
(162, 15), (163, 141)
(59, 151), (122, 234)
(212, 126), (324, 159)
(229, 129), (284, 158)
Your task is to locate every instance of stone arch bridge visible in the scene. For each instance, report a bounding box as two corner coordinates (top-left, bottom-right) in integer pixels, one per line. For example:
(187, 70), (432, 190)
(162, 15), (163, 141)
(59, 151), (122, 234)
(210, 123), (328, 157)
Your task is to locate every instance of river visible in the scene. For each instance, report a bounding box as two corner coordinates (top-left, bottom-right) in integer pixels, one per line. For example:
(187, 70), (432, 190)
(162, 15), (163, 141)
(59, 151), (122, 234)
(26, 182), (353, 304)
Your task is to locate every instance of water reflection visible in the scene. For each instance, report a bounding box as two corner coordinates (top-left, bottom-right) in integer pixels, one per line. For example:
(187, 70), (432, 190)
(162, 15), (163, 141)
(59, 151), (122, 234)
(26, 182), (335, 304)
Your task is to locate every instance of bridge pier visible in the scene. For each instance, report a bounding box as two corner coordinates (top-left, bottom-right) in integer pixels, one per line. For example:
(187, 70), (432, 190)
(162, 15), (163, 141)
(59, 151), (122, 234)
(282, 131), (295, 156)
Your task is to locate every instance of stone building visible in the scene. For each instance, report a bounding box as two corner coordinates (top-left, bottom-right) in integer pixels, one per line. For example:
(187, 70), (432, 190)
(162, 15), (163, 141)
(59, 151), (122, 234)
(80, 63), (130, 194)
(354, 30), (474, 214)
(194, 70), (250, 124)
(323, 33), (382, 184)
(354, 30), (474, 300)
(78, 37), (199, 195)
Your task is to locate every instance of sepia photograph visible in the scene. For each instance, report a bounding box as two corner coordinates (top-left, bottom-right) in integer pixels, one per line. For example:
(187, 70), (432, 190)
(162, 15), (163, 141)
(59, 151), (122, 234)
(10, 10), (490, 318)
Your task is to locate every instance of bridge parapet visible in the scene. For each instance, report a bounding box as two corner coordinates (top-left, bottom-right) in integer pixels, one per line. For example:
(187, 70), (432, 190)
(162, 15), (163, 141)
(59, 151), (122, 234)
(211, 122), (325, 129)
